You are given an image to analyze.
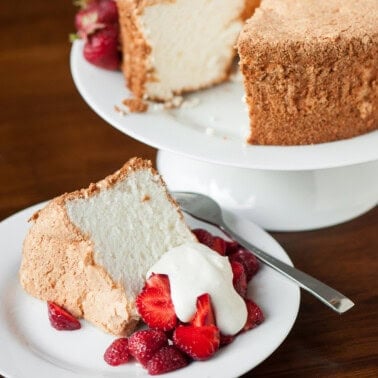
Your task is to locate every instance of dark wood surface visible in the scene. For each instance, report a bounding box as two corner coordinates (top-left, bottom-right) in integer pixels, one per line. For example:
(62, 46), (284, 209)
(1, 2), (377, 377)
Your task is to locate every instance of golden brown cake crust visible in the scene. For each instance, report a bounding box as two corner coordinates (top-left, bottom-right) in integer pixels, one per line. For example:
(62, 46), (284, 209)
(19, 158), (184, 335)
(238, 0), (378, 145)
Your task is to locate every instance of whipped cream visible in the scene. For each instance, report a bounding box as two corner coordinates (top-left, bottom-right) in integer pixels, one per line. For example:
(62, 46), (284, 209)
(147, 242), (247, 335)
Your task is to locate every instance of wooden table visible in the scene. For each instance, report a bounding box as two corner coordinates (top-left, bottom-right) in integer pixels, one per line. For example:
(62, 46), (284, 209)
(1, 2), (377, 377)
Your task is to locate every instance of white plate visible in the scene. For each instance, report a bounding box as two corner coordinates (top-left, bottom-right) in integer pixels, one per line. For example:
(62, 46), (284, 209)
(71, 40), (378, 171)
(0, 202), (299, 378)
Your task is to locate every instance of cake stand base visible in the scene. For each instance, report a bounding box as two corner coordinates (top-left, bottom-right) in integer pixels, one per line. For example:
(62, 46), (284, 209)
(157, 150), (378, 232)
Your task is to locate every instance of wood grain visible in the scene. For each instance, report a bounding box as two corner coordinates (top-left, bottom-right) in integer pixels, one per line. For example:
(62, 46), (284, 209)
(1, 2), (377, 377)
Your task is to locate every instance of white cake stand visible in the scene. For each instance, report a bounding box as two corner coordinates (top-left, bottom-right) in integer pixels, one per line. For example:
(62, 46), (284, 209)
(70, 40), (378, 231)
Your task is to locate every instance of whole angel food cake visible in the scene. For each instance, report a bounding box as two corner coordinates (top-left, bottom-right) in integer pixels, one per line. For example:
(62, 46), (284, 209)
(74, 0), (377, 145)
(19, 158), (196, 335)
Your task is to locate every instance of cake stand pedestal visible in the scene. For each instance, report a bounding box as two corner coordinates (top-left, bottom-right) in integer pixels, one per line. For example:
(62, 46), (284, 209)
(157, 150), (378, 231)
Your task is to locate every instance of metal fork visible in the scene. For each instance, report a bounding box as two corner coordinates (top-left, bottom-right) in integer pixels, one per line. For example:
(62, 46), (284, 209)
(172, 191), (354, 314)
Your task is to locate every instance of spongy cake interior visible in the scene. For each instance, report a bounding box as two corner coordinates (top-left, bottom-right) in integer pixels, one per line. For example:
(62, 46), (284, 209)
(66, 169), (195, 299)
(140, 0), (247, 100)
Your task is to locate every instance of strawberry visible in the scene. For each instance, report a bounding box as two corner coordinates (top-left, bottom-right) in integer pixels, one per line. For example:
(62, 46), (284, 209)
(192, 229), (227, 255)
(47, 302), (81, 331)
(173, 325), (220, 361)
(230, 261), (248, 298)
(190, 293), (215, 327)
(243, 299), (264, 332)
(83, 24), (120, 70)
(136, 274), (177, 331)
(75, 0), (118, 39)
(229, 248), (259, 281)
(225, 240), (240, 255)
(147, 346), (188, 375)
(104, 338), (130, 366)
(219, 333), (235, 347)
(212, 236), (227, 255)
(128, 329), (168, 367)
(192, 228), (214, 249)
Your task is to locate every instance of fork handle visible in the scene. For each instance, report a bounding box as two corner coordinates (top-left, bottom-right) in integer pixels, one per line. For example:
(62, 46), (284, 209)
(221, 223), (354, 314)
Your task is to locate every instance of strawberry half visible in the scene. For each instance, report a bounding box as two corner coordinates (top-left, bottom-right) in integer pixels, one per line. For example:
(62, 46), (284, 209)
(190, 293), (215, 327)
(230, 261), (248, 298)
(147, 346), (188, 375)
(136, 274), (177, 331)
(173, 324), (220, 361)
(128, 329), (168, 367)
(243, 298), (264, 332)
(47, 302), (81, 331)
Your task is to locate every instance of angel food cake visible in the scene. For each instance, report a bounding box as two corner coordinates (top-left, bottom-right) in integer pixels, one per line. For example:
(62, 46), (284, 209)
(75, 0), (377, 145)
(115, 0), (259, 101)
(19, 158), (196, 335)
(238, 0), (378, 145)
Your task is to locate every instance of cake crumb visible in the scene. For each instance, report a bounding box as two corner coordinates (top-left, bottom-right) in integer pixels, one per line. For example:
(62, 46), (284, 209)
(181, 97), (200, 109)
(122, 98), (149, 113)
(141, 194), (151, 202)
(164, 96), (184, 109)
(205, 127), (215, 136)
(114, 105), (128, 116)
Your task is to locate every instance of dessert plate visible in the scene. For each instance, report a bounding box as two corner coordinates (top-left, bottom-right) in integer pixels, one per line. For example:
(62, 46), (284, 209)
(0, 202), (300, 378)
(71, 40), (378, 171)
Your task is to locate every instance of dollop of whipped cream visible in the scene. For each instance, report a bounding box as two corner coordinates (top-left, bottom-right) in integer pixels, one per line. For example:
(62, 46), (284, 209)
(147, 242), (247, 335)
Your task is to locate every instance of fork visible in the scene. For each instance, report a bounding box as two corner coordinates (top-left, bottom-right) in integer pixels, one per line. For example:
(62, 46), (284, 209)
(172, 191), (355, 314)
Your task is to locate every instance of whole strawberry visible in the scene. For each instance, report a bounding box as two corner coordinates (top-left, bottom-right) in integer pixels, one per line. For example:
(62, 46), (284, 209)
(83, 24), (120, 70)
(128, 329), (168, 367)
(104, 338), (130, 366)
(73, 0), (121, 70)
(147, 346), (188, 375)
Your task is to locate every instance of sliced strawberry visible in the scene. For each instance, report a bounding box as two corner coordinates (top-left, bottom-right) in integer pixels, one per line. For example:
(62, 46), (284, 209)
(212, 236), (227, 256)
(47, 301), (81, 331)
(190, 293), (215, 327)
(229, 248), (259, 281)
(136, 274), (177, 331)
(220, 333), (235, 347)
(243, 299), (264, 332)
(147, 346), (188, 375)
(192, 229), (227, 255)
(173, 325), (220, 361)
(128, 329), (168, 367)
(230, 261), (248, 298)
(104, 338), (130, 366)
(83, 24), (120, 70)
(225, 240), (240, 255)
(192, 228), (214, 249)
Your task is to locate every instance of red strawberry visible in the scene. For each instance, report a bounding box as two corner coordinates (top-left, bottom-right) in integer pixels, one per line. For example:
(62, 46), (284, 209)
(190, 293), (215, 327)
(230, 261), (248, 298)
(128, 329), (168, 367)
(192, 228), (214, 249)
(173, 325), (220, 361)
(104, 338), (130, 366)
(192, 229), (227, 255)
(229, 248), (259, 281)
(47, 302), (81, 331)
(83, 24), (120, 70)
(243, 299), (264, 332)
(220, 334), (235, 347)
(225, 240), (240, 255)
(136, 274), (177, 331)
(75, 0), (118, 38)
(147, 346), (188, 375)
(212, 236), (227, 256)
